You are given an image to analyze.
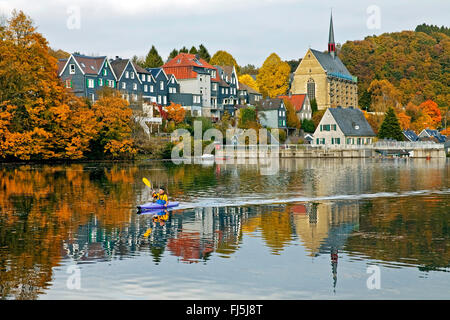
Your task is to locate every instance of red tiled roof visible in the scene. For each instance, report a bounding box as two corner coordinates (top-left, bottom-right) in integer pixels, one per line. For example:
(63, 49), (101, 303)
(57, 59), (67, 75)
(278, 94), (307, 112)
(163, 53), (218, 80)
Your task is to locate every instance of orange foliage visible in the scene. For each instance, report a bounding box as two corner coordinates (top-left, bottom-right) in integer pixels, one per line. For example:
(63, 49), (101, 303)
(396, 112), (411, 130)
(166, 102), (186, 124)
(419, 100), (441, 128)
(0, 11), (135, 161)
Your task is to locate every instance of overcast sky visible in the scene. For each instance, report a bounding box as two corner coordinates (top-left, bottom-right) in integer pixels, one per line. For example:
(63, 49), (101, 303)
(1, 0), (449, 66)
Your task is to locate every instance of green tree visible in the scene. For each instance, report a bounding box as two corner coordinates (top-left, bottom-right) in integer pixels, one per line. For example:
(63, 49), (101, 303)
(310, 98), (318, 114)
(301, 119), (315, 133)
(198, 44), (211, 62)
(285, 59), (301, 73)
(241, 64), (258, 75)
(179, 46), (188, 53)
(143, 45), (163, 68)
(256, 53), (291, 98)
(378, 107), (404, 141)
(168, 49), (179, 60)
(189, 46), (198, 54)
(238, 107), (257, 129)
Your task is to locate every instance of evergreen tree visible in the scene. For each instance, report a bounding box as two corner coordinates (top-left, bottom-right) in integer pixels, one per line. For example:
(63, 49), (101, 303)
(198, 44), (211, 62)
(189, 46), (198, 54)
(168, 49), (179, 60)
(179, 46), (188, 53)
(378, 107), (404, 141)
(143, 45), (163, 68)
(310, 98), (318, 114)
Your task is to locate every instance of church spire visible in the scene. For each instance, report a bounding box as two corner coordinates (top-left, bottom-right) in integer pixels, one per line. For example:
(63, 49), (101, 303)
(328, 11), (336, 58)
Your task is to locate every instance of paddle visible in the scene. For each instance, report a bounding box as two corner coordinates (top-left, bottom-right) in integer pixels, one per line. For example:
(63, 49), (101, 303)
(142, 177), (152, 189)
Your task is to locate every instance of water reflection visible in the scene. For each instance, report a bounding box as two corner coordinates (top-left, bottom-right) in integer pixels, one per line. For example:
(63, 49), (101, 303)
(0, 159), (448, 299)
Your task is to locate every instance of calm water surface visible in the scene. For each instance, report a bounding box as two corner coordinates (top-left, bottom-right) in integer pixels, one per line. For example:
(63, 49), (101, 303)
(0, 158), (448, 299)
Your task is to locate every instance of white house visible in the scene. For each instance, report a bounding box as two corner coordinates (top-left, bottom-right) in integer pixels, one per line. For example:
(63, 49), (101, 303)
(313, 107), (375, 146)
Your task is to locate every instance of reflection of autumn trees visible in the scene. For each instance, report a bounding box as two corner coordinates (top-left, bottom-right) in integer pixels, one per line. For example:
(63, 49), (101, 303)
(0, 164), (139, 299)
(345, 196), (449, 270)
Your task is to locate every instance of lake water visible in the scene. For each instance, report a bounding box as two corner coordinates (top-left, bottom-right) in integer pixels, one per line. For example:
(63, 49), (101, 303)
(0, 158), (448, 300)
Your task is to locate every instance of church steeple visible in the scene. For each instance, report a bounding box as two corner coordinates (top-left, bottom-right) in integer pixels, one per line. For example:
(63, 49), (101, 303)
(328, 11), (336, 58)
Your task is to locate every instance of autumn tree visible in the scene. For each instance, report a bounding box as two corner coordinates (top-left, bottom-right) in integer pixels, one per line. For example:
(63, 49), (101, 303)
(256, 53), (290, 98)
(166, 102), (186, 124)
(0, 10), (97, 160)
(283, 99), (300, 129)
(238, 74), (259, 92)
(240, 64), (258, 75)
(367, 79), (402, 113)
(396, 112), (411, 130)
(210, 50), (240, 74)
(419, 100), (441, 128)
(378, 107), (404, 141)
(90, 91), (136, 159)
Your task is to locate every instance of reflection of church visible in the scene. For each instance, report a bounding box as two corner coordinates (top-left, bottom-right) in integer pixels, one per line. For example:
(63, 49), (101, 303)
(291, 201), (359, 290)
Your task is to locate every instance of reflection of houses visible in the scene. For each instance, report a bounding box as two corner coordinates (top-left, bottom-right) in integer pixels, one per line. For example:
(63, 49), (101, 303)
(166, 207), (246, 263)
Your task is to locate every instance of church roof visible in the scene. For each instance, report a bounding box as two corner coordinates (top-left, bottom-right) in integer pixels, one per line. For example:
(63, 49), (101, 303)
(310, 49), (352, 77)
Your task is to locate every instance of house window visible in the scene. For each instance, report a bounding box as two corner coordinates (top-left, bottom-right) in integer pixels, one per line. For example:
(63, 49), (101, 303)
(158, 95), (162, 104)
(133, 83), (137, 90)
(122, 82), (126, 89)
(160, 81), (164, 90)
(98, 78), (103, 86)
(108, 80), (115, 88)
(147, 75), (151, 82)
(142, 74), (145, 81)
(103, 69), (107, 76)
(69, 64), (75, 74)
(171, 78), (175, 84)
(163, 96), (167, 105)
(133, 94), (138, 101)
(144, 85), (148, 92)
(87, 79), (95, 88)
(332, 124), (337, 131)
(125, 71), (129, 79)
(65, 80), (72, 88)
(131, 72), (135, 79)
(150, 85), (154, 92)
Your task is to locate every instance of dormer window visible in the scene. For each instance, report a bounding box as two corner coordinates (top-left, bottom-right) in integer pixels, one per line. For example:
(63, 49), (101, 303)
(69, 64), (75, 74)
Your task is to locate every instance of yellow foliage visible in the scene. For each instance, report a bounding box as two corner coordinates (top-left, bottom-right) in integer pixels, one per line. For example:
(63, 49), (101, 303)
(256, 53), (290, 98)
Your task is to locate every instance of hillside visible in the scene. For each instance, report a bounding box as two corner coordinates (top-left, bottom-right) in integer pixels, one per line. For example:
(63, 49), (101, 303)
(339, 26), (450, 113)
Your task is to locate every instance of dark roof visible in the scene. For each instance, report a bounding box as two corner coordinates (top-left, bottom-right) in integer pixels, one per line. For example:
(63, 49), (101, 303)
(258, 98), (284, 110)
(110, 58), (129, 79)
(403, 130), (418, 142)
(310, 49), (352, 76)
(133, 62), (151, 74)
(328, 107), (375, 137)
(239, 82), (260, 95)
(422, 129), (447, 143)
(58, 59), (67, 75)
(72, 54), (106, 75)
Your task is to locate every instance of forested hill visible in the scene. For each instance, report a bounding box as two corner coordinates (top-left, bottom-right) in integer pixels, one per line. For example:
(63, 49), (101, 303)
(339, 24), (450, 112)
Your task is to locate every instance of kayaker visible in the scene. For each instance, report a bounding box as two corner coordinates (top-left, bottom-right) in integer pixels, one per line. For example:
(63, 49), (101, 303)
(152, 187), (168, 208)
